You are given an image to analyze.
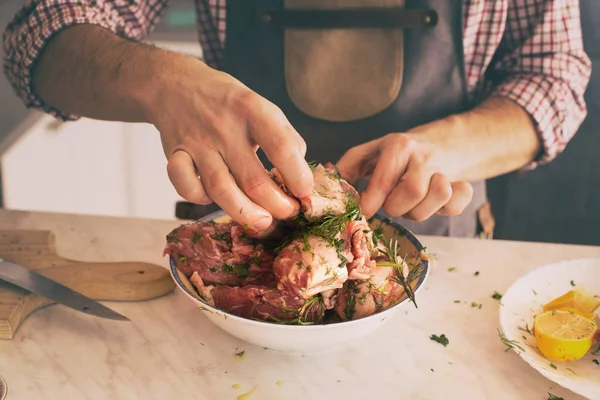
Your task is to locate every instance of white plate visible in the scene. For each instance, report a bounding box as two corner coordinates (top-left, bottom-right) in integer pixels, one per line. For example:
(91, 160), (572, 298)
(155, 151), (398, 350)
(499, 258), (600, 400)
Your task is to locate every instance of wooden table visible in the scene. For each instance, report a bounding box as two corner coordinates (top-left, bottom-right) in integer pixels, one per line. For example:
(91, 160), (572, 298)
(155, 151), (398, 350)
(0, 209), (598, 400)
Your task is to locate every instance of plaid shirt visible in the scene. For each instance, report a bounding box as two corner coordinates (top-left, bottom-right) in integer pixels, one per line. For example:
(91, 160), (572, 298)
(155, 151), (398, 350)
(2, 0), (592, 168)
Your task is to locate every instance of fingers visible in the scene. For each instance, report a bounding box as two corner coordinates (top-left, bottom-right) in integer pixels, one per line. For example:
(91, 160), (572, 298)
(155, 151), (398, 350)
(167, 150), (213, 205)
(404, 173), (453, 221)
(194, 149), (273, 231)
(225, 145), (301, 220)
(360, 136), (411, 218)
(378, 153), (427, 218)
(438, 181), (473, 216)
(336, 138), (382, 183)
(247, 99), (314, 198)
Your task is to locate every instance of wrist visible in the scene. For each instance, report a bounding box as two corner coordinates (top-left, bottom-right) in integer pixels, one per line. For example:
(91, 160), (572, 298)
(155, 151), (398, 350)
(406, 114), (467, 181)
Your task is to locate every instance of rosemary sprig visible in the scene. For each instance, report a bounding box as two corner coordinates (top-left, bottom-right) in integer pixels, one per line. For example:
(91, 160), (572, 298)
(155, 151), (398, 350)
(497, 329), (525, 353)
(377, 237), (425, 309)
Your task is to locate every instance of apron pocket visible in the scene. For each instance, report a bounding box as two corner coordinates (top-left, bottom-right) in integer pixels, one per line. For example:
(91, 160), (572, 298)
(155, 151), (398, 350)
(283, 0), (406, 122)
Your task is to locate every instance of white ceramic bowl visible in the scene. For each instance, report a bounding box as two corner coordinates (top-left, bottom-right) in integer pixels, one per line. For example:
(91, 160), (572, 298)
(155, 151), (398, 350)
(169, 210), (430, 354)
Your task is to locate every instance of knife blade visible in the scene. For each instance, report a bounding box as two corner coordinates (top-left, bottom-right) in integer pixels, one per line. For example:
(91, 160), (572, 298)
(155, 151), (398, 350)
(0, 258), (129, 321)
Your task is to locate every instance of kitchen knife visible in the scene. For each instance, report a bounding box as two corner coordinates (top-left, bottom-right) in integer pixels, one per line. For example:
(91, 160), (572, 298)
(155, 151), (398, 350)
(0, 258), (129, 321)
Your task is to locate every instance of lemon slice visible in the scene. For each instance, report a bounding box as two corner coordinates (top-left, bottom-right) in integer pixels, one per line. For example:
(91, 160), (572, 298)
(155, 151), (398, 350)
(533, 310), (598, 362)
(543, 288), (600, 319)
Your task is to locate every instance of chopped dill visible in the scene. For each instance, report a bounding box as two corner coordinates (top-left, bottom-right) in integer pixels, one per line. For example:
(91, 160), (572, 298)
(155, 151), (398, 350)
(492, 291), (503, 300)
(518, 323), (532, 335)
(274, 192), (361, 256)
(549, 362), (557, 370)
(497, 329), (525, 352)
(430, 334), (449, 347)
(447, 267), (457, 272)
(547, 393), (564, 400)
(235, 350), (245, 357)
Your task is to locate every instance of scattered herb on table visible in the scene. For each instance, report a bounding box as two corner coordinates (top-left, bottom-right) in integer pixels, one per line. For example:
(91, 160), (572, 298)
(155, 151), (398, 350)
(454, 300), (461, 303)
(593, 359), (599, 365)
(492, 291), (503, 300)
(430, 334), (449, 347)
(550, 363), (557, 370)
(566, 368), (575, 375)
(448, 267), (457, 272)
(235, 350), (245, 357)
(497, 329), (525, 352)
(547, 393), (564, 400)
(474, 271), (480, 276)
(532, 289), (537, 296)
(570, 280), (575, 287)
(471, 302), (482, 309)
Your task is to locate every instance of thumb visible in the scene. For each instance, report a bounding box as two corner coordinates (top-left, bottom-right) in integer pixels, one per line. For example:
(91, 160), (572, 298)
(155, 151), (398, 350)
(336, 139), (381, 183)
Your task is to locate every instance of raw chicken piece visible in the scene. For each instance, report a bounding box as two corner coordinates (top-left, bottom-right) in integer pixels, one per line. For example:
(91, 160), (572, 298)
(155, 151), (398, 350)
(190, 272), (325, 323)
(270, 162), (359, 221)
(335, 266), (406, 321)
(321, 289), (339, 310)
(164, 221), (273, 286)
(343, 216), (378, 280)
(273, 236), (350, 300)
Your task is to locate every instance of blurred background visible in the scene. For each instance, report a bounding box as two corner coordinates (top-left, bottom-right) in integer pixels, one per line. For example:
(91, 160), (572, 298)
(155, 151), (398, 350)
(0, 0), (598, 246)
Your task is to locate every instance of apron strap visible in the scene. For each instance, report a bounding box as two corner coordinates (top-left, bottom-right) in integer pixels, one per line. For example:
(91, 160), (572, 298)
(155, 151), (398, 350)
(255, 8), (438, 29)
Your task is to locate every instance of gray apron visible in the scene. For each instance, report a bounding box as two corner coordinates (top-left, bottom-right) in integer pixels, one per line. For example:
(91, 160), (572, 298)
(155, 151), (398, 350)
(220, 0), (486, 237)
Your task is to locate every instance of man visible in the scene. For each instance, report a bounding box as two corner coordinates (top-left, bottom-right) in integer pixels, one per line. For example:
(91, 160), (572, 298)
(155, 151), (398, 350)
(2, 0), (591, 238)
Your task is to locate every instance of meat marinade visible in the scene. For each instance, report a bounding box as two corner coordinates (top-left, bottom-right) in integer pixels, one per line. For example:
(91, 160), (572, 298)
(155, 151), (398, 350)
(164, 162), (421, 324)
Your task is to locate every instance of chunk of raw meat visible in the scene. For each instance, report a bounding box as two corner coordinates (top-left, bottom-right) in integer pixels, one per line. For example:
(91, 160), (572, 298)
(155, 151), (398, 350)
(273, 236), (350, 300)
(334, 266), (406, 321)
(163, 221), (273, 286)
(270, 162), (359, 221)
(343, 216), (378, 280)
(190, 272), (325, 323)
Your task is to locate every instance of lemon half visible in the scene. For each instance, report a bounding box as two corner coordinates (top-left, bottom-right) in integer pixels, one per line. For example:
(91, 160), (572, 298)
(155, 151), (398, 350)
(542, 288), (600, 319)
(533, 309), (598, 362)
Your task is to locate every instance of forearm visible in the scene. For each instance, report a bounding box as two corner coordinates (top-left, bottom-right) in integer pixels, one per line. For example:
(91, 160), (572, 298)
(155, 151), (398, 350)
(410, 95), (541, 182)
(32, 24), (181, 122)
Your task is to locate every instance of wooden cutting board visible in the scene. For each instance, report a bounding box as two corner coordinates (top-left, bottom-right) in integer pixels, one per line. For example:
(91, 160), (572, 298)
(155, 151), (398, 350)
(0, 230), (175, 340)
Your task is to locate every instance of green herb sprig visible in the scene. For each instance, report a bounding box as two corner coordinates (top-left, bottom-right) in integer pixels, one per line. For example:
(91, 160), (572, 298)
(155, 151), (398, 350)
(497, 329), (525, 352)
(377, 238), (425, 309)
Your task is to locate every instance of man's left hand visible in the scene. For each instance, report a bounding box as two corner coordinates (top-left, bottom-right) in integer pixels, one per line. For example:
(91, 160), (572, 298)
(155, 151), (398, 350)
(336, 133), (473, 221)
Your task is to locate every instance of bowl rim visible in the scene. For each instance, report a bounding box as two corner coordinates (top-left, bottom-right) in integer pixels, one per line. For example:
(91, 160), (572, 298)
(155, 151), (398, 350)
(169, 210), (430, 330)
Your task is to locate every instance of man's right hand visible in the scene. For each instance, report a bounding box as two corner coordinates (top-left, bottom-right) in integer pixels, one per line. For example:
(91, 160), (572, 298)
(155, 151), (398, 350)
(145, 57), (315, 232)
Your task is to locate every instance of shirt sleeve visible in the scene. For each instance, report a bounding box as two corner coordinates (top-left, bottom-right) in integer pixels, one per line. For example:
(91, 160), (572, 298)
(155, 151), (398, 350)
(487, 0), (592, 169)
(2, 0), (170, 121)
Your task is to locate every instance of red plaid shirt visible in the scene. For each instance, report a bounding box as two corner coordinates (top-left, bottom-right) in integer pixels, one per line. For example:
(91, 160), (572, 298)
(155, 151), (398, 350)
(2, 0), (592, 168)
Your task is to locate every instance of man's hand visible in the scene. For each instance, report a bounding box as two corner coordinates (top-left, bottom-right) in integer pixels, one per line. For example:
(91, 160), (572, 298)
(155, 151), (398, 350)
(147, 59), (314, 232)
(31, 25), (314, 233)
(336, 133), (473, 221)
(336, 95), (542, 221)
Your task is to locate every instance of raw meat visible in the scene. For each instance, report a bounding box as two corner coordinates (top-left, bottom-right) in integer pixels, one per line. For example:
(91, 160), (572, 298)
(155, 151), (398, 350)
(334, 266), (406, 321)
(190, 272), (325, 324)
(166, 162), (417, 325)
(343, 216), (378, 280)
(273, 235), (350, 299)
(270, 162), (359, 221)
(164, 221), (273, 286)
